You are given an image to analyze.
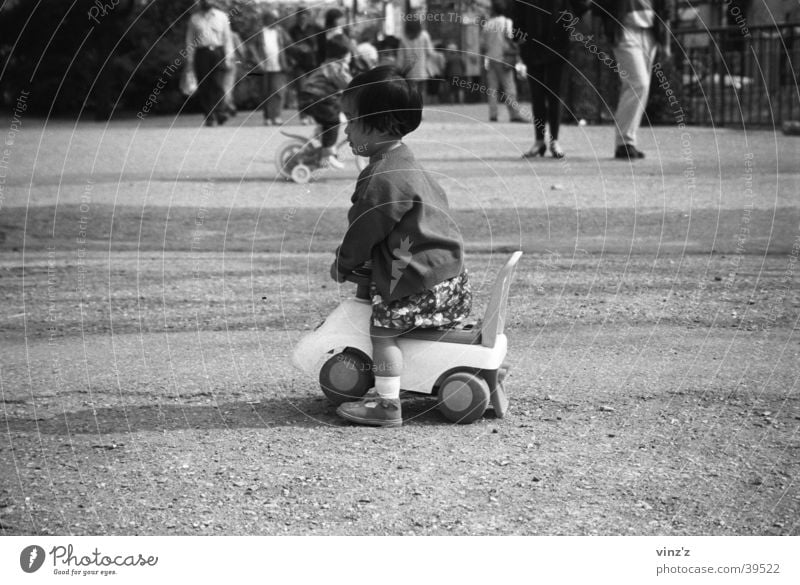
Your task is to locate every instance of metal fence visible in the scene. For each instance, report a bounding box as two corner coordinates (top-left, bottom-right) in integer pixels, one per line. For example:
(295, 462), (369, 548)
(564, 22), (800, 127)
(674, 23), (800, 126)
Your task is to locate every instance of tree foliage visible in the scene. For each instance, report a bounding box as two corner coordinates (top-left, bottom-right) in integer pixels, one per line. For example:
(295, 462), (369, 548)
(0, 0), (262, 118)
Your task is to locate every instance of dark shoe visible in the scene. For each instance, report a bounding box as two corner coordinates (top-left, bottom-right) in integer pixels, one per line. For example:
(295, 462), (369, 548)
(204, 116), (216, 127)
(615, 144), (645, 159)
(216, 113), (229, 126)
(522, 142), (547, 158)
(510, 116), (527, 123)
(336, 396), (402, 427)
(489, 116), (498, 122)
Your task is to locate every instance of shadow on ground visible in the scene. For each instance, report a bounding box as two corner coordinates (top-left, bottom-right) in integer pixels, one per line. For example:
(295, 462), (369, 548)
(4, 395), (467, 434)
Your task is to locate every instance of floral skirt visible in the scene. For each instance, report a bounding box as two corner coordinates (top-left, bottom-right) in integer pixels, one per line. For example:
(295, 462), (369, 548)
(370, 271), (472, 330)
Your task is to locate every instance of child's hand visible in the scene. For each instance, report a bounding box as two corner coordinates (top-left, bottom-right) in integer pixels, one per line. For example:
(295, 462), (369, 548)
(330, 260), (348, 283)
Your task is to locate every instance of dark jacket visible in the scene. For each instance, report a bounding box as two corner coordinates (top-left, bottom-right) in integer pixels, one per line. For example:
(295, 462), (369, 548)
(297, 59), (351, 104)
(512, 0), (591, 66)
(592, 0), (675, 46)
(335, 144), (464, 301)
(288, 22), (322, 73)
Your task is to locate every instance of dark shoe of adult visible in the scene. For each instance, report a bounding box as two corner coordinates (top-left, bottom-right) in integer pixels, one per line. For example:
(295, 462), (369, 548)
(522, 141), (546, 158)
(217, 114), (228, 126)
(489, 116), (498, 122)
(615, 144), (645, 159)
(510, 116), (527, 123)
(204, 117), (216, 127)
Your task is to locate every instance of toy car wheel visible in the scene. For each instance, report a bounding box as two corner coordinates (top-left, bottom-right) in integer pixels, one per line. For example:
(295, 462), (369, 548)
(291, 163), (312, 184)
(436, 372), (490, 424)
(275, 140), (305, 179)
(490, 382), (510, 419)
(319, 349), (374, 405)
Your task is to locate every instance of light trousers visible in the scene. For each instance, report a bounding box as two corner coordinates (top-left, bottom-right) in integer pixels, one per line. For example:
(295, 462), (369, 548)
(612, 27), (657, 147)
(486, 61), (519, 120)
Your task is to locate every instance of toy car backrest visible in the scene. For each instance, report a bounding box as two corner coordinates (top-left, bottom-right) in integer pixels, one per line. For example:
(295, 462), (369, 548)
(481, 251), (523, 348)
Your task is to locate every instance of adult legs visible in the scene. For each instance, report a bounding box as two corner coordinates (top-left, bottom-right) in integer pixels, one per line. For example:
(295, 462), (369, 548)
(544, 62), (565, 141)
(262, 71), (287, 122)
(194, 47), (227, 125)
(486, 62), (500, 120)
(612, 27), (657, 148)
(497, 63), (523, 121)
(222, 63), (236, 116)
(193, 48), (214, 122)
(527, 63), (548, 142)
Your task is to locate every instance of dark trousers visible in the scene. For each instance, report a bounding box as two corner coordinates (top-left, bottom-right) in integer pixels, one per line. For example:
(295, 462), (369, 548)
(299, 94), (340, 148)
(527, 62), (565, 141)
(194, 47), (228, 123)
(261, 71), (287, 120)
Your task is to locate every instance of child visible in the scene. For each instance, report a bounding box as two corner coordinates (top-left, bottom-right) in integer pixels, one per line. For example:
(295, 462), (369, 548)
(443, 42), (465, 104)
(297, 34), (352, 169)
(331, 65), (472, 427)
(376, 35), (400, 66)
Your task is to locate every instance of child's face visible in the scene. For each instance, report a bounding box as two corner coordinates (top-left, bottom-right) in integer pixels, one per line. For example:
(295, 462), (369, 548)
(342, 99), (395, 158)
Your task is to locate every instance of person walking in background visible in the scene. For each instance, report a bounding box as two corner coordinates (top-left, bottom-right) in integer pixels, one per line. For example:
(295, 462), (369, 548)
(288, 5), (321, 76)
(254, 9), (292, 126)
(221, 28), (246, 118)
(513, 0), (589, 158)
(186, 0), (235, 127)
(480, 0), (526, 123)
(396, 17), (437, 94)
(593, 0), (674, 159)
(318, 8), (353, 65)
(288, 4), (321, 117)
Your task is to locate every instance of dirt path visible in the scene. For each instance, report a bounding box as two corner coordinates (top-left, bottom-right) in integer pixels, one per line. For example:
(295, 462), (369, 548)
(1, 248), (798, 535)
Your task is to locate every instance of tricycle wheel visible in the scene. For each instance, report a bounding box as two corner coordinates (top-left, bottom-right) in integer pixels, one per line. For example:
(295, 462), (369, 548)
(275, 139), (305, 179)
(319, 349), (373, 405)
(291, 163), (313, 183)
(436, 372), (490, 424)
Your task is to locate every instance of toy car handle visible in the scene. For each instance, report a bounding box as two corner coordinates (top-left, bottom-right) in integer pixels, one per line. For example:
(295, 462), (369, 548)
(344, 265), (372, 300)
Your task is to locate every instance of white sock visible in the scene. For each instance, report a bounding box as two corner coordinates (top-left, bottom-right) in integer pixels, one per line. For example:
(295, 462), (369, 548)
(374, 376), (401, 400)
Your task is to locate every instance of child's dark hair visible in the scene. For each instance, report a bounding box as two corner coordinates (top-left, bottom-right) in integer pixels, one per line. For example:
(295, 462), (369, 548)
(325, 34), (351, 60)
(324, 7), (344, 28)
(491, 0), (507, 16)
(342, 65), (422, 137)
(377, 35), (400, 52)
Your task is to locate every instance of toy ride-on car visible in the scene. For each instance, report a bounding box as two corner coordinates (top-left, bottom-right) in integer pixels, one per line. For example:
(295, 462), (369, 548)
(292, 251), (522, 424)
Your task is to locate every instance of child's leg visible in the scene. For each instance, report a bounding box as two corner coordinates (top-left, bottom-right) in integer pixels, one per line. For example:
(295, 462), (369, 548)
(317, 117), (344, 168)
(318, 120), (339, 155)
(335, 326), (403, 427)
(370, 326), (402, 399)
